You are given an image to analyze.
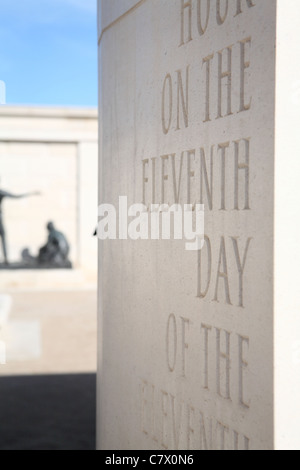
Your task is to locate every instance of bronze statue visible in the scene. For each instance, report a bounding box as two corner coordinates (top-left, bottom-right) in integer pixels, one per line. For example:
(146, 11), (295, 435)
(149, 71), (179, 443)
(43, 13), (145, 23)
(38, 222), (71, 267)
(0, 189), (40, 265)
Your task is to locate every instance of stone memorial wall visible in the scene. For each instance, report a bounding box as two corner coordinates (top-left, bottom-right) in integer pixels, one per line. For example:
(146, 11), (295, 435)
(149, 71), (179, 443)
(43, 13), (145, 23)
(98, 0), (300, 450)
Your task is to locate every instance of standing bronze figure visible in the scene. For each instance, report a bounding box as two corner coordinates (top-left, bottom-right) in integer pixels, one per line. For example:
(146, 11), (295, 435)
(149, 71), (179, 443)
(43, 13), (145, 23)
(0, 189), (40, 264)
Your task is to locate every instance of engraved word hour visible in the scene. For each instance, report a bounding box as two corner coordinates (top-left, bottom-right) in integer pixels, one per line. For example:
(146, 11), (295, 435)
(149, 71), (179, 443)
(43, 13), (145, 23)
(180, 0), (255, 46)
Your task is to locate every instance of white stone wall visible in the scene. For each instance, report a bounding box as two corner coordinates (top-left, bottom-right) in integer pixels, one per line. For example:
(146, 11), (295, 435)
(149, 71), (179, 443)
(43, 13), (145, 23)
(0, 106), (98, 288)
(97, 0), (300, 451)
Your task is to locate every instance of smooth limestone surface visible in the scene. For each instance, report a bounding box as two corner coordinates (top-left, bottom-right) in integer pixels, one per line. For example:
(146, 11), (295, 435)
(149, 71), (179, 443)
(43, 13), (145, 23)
(98, 0), (300, 450)
(0, 291), (97, 376)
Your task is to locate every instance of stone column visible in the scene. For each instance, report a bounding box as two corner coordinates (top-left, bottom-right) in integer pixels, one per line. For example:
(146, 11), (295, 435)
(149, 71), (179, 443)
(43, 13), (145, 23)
(97, 0), (300, 450)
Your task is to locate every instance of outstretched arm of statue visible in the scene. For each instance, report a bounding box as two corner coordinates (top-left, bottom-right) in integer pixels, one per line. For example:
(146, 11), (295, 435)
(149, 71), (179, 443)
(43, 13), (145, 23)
(0, 191), (41, 199)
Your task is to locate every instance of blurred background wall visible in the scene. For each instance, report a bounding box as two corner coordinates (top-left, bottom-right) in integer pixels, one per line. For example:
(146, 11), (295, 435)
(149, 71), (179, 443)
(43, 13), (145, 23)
(0, 106), (98, 378)
(0, 106), (98, 289)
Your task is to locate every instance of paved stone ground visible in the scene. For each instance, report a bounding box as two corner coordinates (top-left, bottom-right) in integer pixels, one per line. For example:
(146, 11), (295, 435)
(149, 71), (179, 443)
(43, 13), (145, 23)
(0, 374), (96, 450)
(0, 291), (97, 375)
(0, 291), (97, 449)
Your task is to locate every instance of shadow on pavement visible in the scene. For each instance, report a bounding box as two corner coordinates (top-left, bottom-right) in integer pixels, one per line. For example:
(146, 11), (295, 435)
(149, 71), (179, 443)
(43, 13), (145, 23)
(0, 373), (96, 450)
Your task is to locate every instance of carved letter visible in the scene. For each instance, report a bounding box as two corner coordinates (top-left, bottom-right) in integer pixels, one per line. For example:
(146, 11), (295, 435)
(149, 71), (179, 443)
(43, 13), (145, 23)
(201, 323), (212, 389)
(170, 394), (183, 449)
(235, 0), (255, 17)
(216, 329), (231, 400)
(217, 46), (233, 119)
(176, 67), (189, 130)
(187, 405), (196, 450)
(217, 421), (230, 450)
(166, 314), (177, 373)
(181, 317), (190, 377)
(200, 146), (214, 210)
(180, 0), (193, 46)
(216, 0), (229, 25)
(162, 74), (172, 134)
(161, 390), (169, 449)
(171, 152), (184, 204)
(234, 138), (250, 210)
(203, 54), (214, 122)
(151, 157), (157, 204)
(214, 236), (232, 305)
(197, 235), (212, 298)
(187, 149), (196, 205)
(239, 37), (252, 112)
(231, 237), (252, 307)
(238, 335), (250, 408)
(197, 0), (210, 35)
(199, 413), (212, 450)
(218, 142), (230, 211)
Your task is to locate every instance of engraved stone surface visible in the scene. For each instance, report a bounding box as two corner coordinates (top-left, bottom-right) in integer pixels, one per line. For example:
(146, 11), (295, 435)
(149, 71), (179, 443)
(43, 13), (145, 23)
(97, 0), (300, 450)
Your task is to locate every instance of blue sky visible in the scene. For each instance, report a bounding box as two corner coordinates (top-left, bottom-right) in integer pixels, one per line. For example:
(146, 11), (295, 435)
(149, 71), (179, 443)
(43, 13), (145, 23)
(0, 0), (98, 107)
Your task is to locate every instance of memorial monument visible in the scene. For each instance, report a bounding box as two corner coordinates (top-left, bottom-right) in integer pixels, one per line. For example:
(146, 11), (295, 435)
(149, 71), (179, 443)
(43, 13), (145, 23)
(21, 221), (72, 269)
(97, 0), (300, 450)
(0, 106), (98, 285)
(0, 188), (40, 265)
(0, 187), (72, 269)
